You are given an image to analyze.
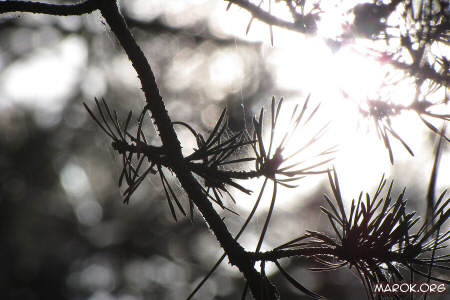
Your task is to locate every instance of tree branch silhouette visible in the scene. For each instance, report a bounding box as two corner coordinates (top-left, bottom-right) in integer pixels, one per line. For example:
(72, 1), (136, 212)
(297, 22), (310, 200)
(95, 0), (277, 298)
(0, 0), (96, 15)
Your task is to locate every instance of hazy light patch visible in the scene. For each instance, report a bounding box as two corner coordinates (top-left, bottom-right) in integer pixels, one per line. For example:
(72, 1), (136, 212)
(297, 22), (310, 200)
(76, 200), (103, 227)
(211, 0), (293, 43)
(117, 294), (142, 300)
(389, 114), (448, 190)
(60, 162), (104, 225)
(0, 35), (87, 112)
(108, 55), (141, 90)
(165, 42), (251, 101)
(8, 27), (33, 55)
(165, 46), (207, 92)
(382, 75), (416, 106)
(272, 174), (326, 211)
(124, 0), (164, 21)
(86, 221), (122, 248)
(166, 99), (194, 121)
(424, 85), (449, 104)
(209, 3), (269, 42)
(81, 67), (107, 98)
(88, 291), (115, 300)
(389, 112), (429, 151)
(189, 277), (219, 300)
(124, 0), (216, 33)
(201, 103), (221, 128)
(176, 126), (198, 158)
(267, 36), (331, 92)
(191, 232), (222, 265)
(234, 177), (271, 212)
(80, 262), (116, 292)
(239, 229), (274, 254)
(233, 174), (322, 234)
(333, 129), (393, 197)
(0, 54), (5, 71)
(333, 46), (388, 100)
(162, 0), (214, 28)
(55, 15), (83, 32)
(123, 256), (188, 290)
(60, 162), (92, 200)
(33, 107), (63, 128)
(208, 49), (245, 99)
(436, 148), (450, 193)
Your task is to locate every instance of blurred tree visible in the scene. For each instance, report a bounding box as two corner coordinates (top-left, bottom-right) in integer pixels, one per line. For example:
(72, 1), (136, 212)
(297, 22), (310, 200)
(0, 1), (448, 300)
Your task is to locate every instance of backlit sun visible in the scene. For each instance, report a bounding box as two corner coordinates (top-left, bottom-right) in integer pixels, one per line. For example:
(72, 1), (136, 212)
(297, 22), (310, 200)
(218, 1), (448, 209)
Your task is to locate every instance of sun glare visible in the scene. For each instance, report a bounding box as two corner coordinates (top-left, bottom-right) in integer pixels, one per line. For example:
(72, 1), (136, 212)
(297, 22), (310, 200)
(218, 1), (445, 210)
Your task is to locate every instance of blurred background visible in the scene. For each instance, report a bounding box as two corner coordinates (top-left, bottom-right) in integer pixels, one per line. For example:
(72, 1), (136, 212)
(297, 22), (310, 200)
(0, 0), (448, 299)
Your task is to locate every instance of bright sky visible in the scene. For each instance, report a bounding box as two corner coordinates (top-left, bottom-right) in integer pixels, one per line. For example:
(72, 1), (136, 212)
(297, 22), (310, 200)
(0, 35), (87, 126)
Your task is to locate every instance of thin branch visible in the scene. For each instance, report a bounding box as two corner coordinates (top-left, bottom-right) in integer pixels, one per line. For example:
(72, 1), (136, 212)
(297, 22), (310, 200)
(252, 247), (336, 261)
(225, 0), (313, 34)
(426, 125), (446, 225)
(0, 0), (96, 16)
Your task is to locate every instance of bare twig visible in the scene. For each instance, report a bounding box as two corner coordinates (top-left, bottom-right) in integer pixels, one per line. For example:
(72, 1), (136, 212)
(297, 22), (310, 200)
(0, 0), (96, 16)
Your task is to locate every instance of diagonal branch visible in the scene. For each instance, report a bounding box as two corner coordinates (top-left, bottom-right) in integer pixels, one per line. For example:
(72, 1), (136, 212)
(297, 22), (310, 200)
(95, 0), (274, 299)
